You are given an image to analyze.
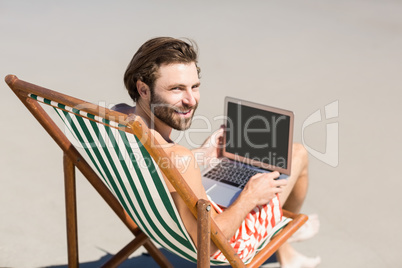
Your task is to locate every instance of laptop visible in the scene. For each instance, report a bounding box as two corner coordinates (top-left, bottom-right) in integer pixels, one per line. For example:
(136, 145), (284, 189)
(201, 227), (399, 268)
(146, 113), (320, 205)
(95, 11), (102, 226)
(201, 97), (294, 207)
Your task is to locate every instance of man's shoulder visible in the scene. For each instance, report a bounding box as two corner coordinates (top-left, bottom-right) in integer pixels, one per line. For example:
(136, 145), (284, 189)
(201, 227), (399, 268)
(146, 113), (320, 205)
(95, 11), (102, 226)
(111, 103), (135, 114)
(159, 140), (193, 158)
(150, 140), (198, 178)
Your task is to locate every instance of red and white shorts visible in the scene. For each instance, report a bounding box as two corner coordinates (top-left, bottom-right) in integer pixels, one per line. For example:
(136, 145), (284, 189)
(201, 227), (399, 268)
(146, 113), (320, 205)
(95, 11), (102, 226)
(210, 195), (283, 263)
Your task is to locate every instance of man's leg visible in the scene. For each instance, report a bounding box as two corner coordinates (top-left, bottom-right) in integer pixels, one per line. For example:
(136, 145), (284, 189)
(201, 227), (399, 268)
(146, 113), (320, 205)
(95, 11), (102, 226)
(279, 143), (309, 212)
(276, 143), (321, 268)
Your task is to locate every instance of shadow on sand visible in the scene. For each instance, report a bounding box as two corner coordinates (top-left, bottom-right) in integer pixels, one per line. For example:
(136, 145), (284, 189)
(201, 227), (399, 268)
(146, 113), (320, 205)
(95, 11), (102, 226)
(46, 248), (277, 267)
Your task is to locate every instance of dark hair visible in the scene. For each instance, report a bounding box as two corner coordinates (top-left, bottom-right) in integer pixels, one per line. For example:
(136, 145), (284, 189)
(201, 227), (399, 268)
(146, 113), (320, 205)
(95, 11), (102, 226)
(124, 37), (200, 102)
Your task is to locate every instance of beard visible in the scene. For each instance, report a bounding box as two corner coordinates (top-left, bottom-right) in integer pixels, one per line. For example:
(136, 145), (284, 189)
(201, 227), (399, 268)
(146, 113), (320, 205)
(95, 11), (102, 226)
(150, 91), (198, 131)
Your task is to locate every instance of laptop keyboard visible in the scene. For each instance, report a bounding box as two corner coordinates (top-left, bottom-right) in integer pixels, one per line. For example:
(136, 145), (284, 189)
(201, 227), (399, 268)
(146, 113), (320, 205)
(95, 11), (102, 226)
(204, 160), (259, 188)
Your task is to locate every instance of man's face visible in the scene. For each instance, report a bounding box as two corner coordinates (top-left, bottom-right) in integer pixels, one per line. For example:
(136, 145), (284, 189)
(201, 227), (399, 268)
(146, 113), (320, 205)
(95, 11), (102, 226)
(150, 62), (200, 130)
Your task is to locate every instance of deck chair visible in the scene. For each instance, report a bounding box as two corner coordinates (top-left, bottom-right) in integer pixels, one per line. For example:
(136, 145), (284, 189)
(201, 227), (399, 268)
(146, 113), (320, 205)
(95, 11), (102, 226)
(6, 74), (308, 268)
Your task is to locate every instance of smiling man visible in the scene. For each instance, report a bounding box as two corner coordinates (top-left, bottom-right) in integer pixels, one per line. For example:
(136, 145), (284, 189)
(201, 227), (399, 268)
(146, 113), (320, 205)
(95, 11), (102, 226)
(135, 62), (199, 137)
(114, 37), (320, 268)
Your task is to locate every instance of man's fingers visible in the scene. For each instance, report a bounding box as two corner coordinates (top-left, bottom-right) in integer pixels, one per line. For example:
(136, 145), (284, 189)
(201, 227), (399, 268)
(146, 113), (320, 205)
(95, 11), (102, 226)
(252, 172), (280, 180)
(215, 128), (224, 138)
(211, 128), (224, 141)
(275, 178), (288, 184)
(275, 187), (284, 194)
(274, 179), (288, 188)
(269, 171), (280, 178)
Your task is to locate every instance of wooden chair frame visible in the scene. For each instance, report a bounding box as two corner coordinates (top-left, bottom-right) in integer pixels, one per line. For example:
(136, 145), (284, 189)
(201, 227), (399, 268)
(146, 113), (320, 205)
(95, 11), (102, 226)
(6, 74), (308, 268)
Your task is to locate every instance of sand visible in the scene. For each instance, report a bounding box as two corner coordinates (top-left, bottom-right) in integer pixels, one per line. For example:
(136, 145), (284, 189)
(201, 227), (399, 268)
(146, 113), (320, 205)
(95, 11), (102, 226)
(1, 1), (402, 267)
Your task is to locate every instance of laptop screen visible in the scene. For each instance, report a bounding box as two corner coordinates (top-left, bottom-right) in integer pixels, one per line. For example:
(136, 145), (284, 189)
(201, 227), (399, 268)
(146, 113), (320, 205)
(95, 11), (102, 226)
(224, 98), (294, 174)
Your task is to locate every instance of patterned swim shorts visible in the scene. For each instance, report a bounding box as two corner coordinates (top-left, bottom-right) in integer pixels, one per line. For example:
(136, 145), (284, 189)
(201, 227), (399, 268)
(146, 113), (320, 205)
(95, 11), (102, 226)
(210, 195), (283, 264)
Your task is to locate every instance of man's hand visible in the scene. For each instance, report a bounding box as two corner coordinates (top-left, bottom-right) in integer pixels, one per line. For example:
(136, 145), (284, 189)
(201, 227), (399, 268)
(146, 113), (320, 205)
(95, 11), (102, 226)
(212, 170), (288, 243)
(202, 126), (224, 158)
(241, 171), (288, 207)
(192, 125), (225, 166)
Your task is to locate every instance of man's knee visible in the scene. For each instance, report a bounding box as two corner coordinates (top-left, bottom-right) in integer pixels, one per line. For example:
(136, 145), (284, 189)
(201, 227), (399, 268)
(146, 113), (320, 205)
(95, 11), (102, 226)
(292, 143), (309, 166)
(291, 143), (309, 196)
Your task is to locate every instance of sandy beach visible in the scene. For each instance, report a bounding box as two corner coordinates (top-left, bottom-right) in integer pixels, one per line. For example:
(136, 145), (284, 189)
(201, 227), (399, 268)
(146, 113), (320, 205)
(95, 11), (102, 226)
(1, 1), (402, 267)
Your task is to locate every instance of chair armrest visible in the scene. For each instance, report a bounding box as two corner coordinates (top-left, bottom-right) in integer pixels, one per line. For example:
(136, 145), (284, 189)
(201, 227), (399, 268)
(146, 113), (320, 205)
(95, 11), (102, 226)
(197, 199), (211, 268)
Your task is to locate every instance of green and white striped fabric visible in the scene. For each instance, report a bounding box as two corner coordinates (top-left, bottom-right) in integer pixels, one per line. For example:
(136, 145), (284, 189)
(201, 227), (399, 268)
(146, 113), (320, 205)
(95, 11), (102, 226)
(29, 94), (200, 263)
(30, 93), (291, 266)
(29, 94), (235, 265)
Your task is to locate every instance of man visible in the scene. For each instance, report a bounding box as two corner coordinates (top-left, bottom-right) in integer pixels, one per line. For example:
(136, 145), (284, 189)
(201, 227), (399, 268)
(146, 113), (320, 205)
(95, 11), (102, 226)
(115, 37), (320, 267)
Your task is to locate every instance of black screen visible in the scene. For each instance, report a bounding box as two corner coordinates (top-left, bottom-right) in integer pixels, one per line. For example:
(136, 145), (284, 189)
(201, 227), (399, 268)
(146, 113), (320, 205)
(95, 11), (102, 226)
(225, 102), (290, 169)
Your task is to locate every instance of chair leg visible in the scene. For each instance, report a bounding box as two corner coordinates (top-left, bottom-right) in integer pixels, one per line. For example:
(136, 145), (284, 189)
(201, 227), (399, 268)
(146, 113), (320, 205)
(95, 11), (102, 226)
(142, 240), (174, 268)
(101, 232), (148, 268)
(197, 199), (211, 268)
(65, 149), (173, 268)
(63, 153), (79, 267)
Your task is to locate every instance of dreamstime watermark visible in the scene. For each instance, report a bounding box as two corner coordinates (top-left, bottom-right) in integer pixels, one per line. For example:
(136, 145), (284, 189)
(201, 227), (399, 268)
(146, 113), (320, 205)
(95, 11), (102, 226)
(302, 100), (339, 167)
